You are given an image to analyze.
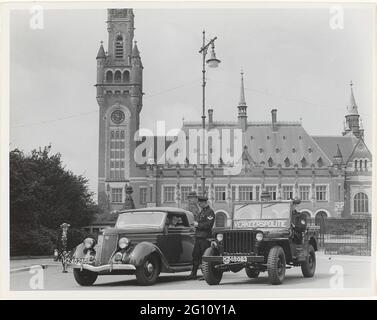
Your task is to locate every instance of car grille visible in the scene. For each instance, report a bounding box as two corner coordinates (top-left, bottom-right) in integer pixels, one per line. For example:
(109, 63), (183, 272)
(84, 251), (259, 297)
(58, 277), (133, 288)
(99, 234), (118, 264)
(223, 231), (255, 254)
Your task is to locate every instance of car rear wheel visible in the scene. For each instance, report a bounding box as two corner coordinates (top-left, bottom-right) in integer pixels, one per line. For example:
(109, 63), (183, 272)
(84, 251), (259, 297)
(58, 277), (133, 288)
(267, 246), (286, 285)
(301, 245), (316, 277)
(202, 247), (223, 285)
(73, 269), (98, 286)
(245, 267), (260, 279)
(135, 254), (161, 286)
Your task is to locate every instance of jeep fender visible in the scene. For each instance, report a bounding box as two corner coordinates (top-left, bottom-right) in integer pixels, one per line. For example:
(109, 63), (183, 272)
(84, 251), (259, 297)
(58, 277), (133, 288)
(308, 237), (318, 251)
(263, 240), (292, 263)
(129, 241), (170, 272)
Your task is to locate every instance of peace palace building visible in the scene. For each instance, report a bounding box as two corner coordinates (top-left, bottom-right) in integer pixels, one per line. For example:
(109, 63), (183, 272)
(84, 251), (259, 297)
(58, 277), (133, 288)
(96, 9), (372, 228)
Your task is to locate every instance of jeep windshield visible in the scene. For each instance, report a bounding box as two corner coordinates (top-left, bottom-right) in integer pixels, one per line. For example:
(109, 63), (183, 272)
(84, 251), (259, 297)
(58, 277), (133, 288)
(115, 211), (165, 229)
(233, 203), (290, 228)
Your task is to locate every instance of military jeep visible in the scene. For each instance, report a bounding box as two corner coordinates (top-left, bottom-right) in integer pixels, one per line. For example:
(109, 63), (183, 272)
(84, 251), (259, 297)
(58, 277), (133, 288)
(202, 199), (319, 285)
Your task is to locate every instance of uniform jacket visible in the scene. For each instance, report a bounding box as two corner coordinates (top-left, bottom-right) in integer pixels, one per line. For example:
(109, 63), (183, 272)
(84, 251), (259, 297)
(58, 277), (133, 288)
(195, 205), (215, 239)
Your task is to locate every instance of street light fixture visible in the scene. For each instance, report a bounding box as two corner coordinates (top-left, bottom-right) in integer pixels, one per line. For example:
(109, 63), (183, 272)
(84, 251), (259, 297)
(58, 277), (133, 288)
(199, 30), (221, 196)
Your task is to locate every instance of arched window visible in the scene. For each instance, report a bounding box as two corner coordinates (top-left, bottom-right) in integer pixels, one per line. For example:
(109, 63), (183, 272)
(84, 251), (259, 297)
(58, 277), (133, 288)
(317, 157), (323, 167)
(215, 212), (227, 228)
(354, 192), (368, 213)
(284, 157), (290, 167)
(114, 70), (122, 83)
(354, 159), (358, 170)
(359, 160), (363, 171)
(123, 70), (130, 82)
(106, 70), (113, 83)
(365, 160), (368, 170)
(268, 157), (273, 167)
(115, 35), (124, 59)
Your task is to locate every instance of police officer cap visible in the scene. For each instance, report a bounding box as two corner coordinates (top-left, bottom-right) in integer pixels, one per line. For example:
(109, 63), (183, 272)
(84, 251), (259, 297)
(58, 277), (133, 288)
(292, 198), (301, 205)
(197, 195), (208, 202)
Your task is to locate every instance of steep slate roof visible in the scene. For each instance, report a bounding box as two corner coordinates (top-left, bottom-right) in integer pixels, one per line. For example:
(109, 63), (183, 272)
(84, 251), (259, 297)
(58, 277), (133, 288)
(312, 135), (358, 163)
(244, 123), (332, 167)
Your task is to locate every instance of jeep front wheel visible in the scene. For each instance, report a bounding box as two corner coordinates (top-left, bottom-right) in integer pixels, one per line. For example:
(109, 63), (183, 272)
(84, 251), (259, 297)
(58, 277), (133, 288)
(245, 267), (260, 279)
(73, 269), (98, 286)
(135, 254), (161, 286)
(202, 247), (223, 285)
(267, 246), (286, 285)
(301, 245), (316, 277)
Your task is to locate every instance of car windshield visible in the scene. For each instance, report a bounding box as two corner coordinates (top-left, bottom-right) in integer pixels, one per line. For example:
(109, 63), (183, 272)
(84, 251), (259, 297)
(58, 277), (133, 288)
(115, 211), (165, 228)
(233, 203), (290, 228)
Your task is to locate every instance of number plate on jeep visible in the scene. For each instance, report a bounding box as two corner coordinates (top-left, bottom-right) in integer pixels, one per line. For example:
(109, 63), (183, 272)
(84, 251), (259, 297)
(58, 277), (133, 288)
(222, 256), (247, 264)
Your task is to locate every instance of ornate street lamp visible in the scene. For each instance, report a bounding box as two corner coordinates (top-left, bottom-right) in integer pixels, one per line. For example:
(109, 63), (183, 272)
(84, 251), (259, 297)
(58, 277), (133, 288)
(199, 30), (221, 196)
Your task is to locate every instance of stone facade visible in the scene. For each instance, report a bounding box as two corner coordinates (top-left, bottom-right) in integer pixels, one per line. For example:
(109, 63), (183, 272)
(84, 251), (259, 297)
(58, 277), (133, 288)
(96, 9), (372, 227)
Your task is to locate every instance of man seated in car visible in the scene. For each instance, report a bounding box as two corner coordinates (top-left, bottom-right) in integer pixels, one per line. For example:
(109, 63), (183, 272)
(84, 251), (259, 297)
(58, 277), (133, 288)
(168, 215), (181, 228)
(291, 198), (307, 244)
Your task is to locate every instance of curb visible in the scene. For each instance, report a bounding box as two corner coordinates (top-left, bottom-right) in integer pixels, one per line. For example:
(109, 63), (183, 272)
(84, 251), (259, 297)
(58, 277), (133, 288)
(10, 263), (61, 273)
(10, 255), (53, 260)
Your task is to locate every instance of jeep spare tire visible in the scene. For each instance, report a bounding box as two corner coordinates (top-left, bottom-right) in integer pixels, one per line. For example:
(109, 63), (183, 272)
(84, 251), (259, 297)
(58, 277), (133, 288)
(301, 245), (316, 277)
(267, 246), (286, 285)
(202, 247), (223, 285)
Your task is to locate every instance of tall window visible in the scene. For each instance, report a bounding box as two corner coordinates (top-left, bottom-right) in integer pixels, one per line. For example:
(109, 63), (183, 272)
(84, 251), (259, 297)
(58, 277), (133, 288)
(106, 70), (113, 83)
(231, 186), (236, 201)
(115, 35), (124, 58)
(123, 70), (130, 82)
(266, 186), (277, 200)
(114, 70), (122, 83)
(163, 186), (175, 203)
(299, 186), (310, 201)
(110, 129), (125, 180)
(215, 186), (226, 202)
(239, 186), (253, 201)
(365, 160), (368, 170)
(139, 187), (147, 204)
(282, 185), (293, 200)
(354, 192), (368, 213)
(180, 186), (192, 202)
(316, 185), (327, 201)
(111, 188), (123, 203)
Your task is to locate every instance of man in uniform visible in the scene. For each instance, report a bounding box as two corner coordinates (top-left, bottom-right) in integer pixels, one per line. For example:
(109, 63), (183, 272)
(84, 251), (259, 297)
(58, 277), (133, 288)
(188, 195), (215, 280)
(291, 198), (307, 243)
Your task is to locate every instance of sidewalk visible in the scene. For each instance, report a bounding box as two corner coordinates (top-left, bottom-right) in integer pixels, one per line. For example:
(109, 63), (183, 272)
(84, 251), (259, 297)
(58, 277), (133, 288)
(10, 258), (61, 272)
(317, 250), (371, 262)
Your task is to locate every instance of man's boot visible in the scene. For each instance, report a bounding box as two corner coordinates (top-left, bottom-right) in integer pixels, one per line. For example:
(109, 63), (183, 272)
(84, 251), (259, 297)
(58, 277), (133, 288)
(188, 264), (198, 280)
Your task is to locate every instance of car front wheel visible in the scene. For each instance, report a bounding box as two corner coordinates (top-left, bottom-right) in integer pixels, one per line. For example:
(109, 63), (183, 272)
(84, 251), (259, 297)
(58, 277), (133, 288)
(267, 246), (286, 285)
(301, 245), (316, 277)
(202, 247), (223, 285)
(73, 269), (98, 286)
(135, 254), (161, 286)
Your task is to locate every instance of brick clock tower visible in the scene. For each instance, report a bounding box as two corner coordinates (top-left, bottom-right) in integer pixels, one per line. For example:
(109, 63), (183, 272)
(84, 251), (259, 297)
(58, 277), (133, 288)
(96, 9), (143, 212)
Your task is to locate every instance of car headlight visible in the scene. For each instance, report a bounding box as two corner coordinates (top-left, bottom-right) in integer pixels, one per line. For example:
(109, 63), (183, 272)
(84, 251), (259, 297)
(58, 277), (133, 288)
(118, 237), (130, 249)
(83, 238), (95, 249)
(216, 233), (224, 242)
(256, 232), (263, 241)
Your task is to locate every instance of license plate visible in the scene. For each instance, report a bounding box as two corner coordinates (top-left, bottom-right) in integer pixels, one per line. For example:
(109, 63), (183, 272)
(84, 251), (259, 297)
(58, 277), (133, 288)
(69, 258), (93, 265)
(222, 256), (247, 264)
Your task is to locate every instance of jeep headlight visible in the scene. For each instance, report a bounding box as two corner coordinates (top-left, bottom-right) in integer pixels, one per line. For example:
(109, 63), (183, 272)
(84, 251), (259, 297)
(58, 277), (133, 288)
(216, 233), (224, 242)
(118, 237), (130, 249)
(256, 232), (264, 241)
(83, 237), (95, 249)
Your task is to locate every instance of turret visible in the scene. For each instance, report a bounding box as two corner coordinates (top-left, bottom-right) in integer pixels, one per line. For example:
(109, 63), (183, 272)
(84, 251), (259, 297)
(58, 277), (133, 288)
(343, 81), (361, 138)
(96, 41), (106, 98)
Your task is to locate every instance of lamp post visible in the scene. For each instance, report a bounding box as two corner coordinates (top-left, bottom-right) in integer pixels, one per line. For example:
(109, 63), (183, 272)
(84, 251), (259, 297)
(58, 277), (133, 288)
(60, 222), (70, 273)
(199, 30), (221, 196)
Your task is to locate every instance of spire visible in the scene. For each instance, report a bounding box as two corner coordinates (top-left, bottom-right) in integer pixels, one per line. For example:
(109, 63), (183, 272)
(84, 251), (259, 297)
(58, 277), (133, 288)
(96, 41), (106, 59)
(239, 69), (247, 106)
(132, 41), (140, 58)
(347, 81), (359, 115)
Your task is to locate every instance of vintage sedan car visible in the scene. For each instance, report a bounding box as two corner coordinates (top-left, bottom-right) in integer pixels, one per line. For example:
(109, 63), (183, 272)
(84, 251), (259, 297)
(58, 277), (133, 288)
(70, 207), (195, 286)
(202, 200), (319, 285)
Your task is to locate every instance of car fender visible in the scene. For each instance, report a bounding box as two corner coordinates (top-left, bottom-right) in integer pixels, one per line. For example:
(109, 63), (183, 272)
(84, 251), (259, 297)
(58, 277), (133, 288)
(129, 241), (170, 271)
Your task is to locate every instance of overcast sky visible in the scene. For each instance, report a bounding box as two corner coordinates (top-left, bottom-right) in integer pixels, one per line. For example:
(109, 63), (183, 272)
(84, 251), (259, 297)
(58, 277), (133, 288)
(10, 5), (374, 200)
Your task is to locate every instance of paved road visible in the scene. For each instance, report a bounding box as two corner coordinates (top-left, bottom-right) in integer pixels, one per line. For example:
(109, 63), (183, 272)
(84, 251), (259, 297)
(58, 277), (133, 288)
(10, 252), (372, 290)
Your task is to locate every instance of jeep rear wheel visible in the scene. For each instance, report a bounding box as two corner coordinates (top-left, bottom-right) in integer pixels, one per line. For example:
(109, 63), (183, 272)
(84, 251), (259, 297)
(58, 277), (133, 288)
(301, 245), (316, 277)
(73, 269), (98, 286)
(267, 246), (286, 285)
(245, 267), (260, 279)
(202, 247), (223, 285)
(135, 254), (161, 286)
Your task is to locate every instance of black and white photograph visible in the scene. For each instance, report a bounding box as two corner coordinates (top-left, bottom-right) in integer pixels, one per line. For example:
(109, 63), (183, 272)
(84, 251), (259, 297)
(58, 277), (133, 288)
(1, 1), (376, 300)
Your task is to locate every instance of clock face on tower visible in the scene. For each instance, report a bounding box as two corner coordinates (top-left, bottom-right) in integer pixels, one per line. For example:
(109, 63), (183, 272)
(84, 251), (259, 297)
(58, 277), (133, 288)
(111, 110), (125, 124)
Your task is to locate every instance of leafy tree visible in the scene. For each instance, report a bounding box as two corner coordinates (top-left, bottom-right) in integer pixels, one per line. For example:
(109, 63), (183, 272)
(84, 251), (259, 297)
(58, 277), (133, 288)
(10, 145), (100, 255)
